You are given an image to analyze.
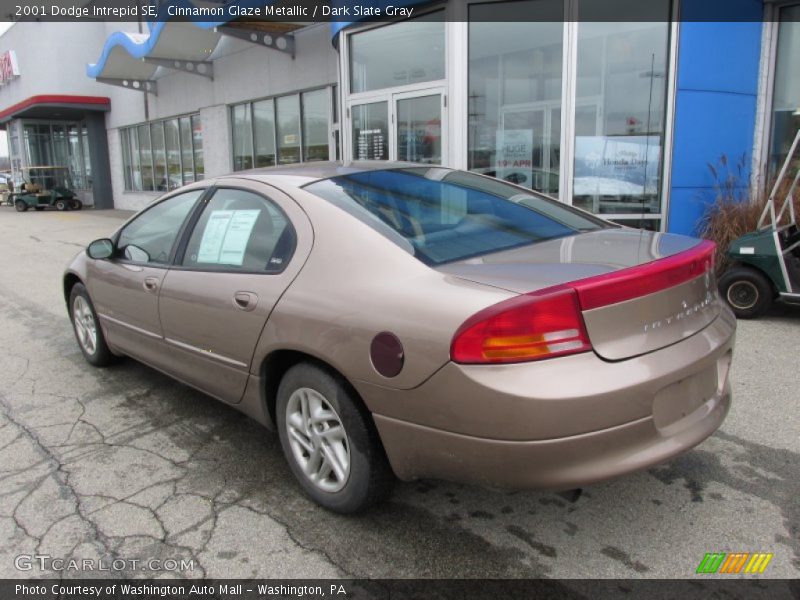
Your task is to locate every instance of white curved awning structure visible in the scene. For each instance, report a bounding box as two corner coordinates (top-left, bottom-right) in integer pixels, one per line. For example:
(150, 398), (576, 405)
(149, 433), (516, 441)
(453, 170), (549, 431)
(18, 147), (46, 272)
(87, 1), (304, 94)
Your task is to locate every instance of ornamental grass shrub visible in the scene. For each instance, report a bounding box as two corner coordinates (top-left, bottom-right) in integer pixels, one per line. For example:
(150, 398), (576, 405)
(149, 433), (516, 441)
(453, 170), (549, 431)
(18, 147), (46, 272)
(698, 153), (798, 273)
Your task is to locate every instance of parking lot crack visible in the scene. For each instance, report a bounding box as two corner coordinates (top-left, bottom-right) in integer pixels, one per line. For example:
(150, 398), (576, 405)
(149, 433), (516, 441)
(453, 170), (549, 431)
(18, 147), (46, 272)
(0, 391), (121, 571)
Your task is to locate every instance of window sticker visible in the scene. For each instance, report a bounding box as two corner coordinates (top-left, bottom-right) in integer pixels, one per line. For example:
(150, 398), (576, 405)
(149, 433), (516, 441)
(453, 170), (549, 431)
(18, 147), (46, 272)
(196, 209), (260, 265)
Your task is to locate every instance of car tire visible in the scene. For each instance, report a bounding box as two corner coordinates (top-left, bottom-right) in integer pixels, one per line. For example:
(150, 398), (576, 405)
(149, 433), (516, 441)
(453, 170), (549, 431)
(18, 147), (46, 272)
(15, 200), (27, 212)
(719, 266), (774, 319)
(55, 199), (68, 211)
(70, 199), (83, 210)
(69, 283), (117, 367)
(276, 362), (393, 513)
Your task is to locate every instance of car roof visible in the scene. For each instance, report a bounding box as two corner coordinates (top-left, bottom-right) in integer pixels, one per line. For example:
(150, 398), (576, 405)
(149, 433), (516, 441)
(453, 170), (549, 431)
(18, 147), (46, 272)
(214, 161), (437, 188)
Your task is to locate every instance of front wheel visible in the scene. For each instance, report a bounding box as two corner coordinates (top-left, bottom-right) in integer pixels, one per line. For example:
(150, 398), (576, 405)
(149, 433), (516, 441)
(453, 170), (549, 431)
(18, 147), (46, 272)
(276, 363), (393, 513)
(719, 266), (774, 319)
(69, 283), (117, 367)
(15, 200), (27, 212)
(55, 199), (68, 211)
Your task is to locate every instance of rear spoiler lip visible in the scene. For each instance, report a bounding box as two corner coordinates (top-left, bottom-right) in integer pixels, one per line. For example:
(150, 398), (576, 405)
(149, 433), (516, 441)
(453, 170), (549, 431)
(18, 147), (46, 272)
(569, 240), (716, 311)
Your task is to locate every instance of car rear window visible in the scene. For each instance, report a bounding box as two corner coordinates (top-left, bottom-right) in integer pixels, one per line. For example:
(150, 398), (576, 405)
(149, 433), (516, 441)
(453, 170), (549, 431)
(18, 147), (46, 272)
(303, 168), (611, 265)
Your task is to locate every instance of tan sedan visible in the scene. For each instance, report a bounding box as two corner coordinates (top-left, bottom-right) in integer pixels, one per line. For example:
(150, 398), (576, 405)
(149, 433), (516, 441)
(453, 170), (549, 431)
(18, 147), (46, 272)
(64, 163), (735, 513)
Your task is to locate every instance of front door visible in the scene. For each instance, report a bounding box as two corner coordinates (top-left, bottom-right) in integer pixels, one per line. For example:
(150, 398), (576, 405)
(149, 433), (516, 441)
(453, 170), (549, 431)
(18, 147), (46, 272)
(157, 181), (313, 405)
(88, 190), (204, 362)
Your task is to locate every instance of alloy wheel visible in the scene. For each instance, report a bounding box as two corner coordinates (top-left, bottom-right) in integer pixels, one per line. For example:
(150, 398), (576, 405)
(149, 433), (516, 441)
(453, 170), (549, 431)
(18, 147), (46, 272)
(72, 296), (98, 355)
(285, 387), (351, 493)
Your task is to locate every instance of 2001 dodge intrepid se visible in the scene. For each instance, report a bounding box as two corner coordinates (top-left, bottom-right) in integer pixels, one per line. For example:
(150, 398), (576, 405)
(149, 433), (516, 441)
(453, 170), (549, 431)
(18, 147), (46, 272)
(64, 163), (735, 513)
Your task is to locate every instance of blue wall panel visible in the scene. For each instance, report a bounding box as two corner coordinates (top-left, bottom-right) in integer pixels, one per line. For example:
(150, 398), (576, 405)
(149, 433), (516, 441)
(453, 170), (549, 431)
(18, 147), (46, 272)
(670, 91), (759, 190)
(677, 22), (762, 95)
(667, 0), (763, 236)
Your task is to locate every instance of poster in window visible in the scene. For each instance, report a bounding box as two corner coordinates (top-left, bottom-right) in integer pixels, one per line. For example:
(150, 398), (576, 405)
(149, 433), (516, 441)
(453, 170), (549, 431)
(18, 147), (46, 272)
(495, 129), (533, 188)
(574, 136), (661, 198)
(197, 209), (260, 266)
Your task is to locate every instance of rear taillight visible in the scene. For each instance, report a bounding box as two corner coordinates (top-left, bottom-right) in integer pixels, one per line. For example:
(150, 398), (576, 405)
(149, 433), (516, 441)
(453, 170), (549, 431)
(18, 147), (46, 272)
(450, 286), (592, 364)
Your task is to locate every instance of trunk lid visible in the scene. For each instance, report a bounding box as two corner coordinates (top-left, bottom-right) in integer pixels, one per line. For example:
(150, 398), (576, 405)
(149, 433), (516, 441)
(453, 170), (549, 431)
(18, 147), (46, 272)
(437, 229), (720, 360)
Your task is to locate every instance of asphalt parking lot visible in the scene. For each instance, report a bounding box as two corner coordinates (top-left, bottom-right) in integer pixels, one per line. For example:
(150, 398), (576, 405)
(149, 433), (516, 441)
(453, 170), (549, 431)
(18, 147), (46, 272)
(0, 206), (797, 581)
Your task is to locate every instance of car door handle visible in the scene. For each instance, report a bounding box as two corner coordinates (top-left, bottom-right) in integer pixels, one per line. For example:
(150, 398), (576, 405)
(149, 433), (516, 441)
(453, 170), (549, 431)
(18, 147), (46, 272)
(143, 276), (159, 292)
(233, 291), (258, 311)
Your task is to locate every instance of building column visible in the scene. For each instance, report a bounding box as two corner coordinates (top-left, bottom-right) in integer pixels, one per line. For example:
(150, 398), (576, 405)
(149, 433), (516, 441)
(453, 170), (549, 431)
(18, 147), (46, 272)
(85, 112), (113, 209)
(667, 0), (764, 235)
(199, 104), (231, 178)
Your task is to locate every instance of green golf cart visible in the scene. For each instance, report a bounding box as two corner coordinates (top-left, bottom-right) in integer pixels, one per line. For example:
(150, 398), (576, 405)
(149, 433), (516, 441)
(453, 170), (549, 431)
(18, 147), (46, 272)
(719, 129), (800, 318)
(12, 166), (82, 212)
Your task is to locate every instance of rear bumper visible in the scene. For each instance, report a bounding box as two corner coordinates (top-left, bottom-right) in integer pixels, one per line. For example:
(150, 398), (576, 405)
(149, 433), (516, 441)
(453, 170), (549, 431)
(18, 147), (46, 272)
(360, 307), (735, 489)
(374, 387), (729, 489)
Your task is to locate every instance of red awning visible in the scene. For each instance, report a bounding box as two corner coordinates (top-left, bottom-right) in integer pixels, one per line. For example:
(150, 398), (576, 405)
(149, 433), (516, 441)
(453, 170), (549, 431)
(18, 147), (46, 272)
(0, 95), (110, 123)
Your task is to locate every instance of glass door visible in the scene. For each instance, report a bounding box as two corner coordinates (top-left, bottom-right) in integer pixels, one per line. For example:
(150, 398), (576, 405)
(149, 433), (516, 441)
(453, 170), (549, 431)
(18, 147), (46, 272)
(394, 90), (445, 164)
(349, 88), (446, 163)
(351, 100), (390, 161)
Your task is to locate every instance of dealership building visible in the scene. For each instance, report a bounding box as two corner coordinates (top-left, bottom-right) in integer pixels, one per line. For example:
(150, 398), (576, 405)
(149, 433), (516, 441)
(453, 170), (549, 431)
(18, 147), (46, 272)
(0, 0), (797, 235)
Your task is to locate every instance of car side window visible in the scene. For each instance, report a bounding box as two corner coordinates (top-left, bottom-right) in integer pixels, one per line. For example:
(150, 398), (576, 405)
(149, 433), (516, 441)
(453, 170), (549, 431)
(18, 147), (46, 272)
(117, 191), (204, 265)
(181, 188), (297, 273)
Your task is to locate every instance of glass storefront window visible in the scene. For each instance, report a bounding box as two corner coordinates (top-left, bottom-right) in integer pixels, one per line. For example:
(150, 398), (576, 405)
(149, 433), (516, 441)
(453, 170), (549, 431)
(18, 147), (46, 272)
(231, 87), (333, 170)
(232, 103), (253, 171)
(51, 125), (68, 169)
(138, 124), (154, 191)
(81, 126), (91, 180)
(67, 125), (85, 189)
(352, 102), (389, 160)
(769, 4), (800, 179)
(349, 12), (445, 94)
(253, 98), (276, 168)
(191, 115), (204, 179)
(120, 128), (132, 190)
(302, 89), (330, 162)
(129, 126), (141, 190)
(24, 124), (53, 165)
(151, 121), (167, 191)
(277, 94), (301, 164)
(180, 117), (194, 183)
(120, 114), (201, 191)
(18, 122), (91, 189)
(468, 1), (564, 195)
(164, 119), (181, 191)
(572, 16), (670, 217)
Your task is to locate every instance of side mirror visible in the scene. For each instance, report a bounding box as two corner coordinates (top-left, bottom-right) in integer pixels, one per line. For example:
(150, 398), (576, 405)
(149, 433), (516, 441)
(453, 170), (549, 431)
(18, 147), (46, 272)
(87, 238), (115, 260)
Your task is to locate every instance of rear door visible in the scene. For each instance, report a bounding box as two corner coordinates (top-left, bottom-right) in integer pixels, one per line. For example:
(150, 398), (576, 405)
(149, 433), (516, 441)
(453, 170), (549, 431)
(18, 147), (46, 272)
(88, 190), (205, 363)
(157, 180), (313, 404)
